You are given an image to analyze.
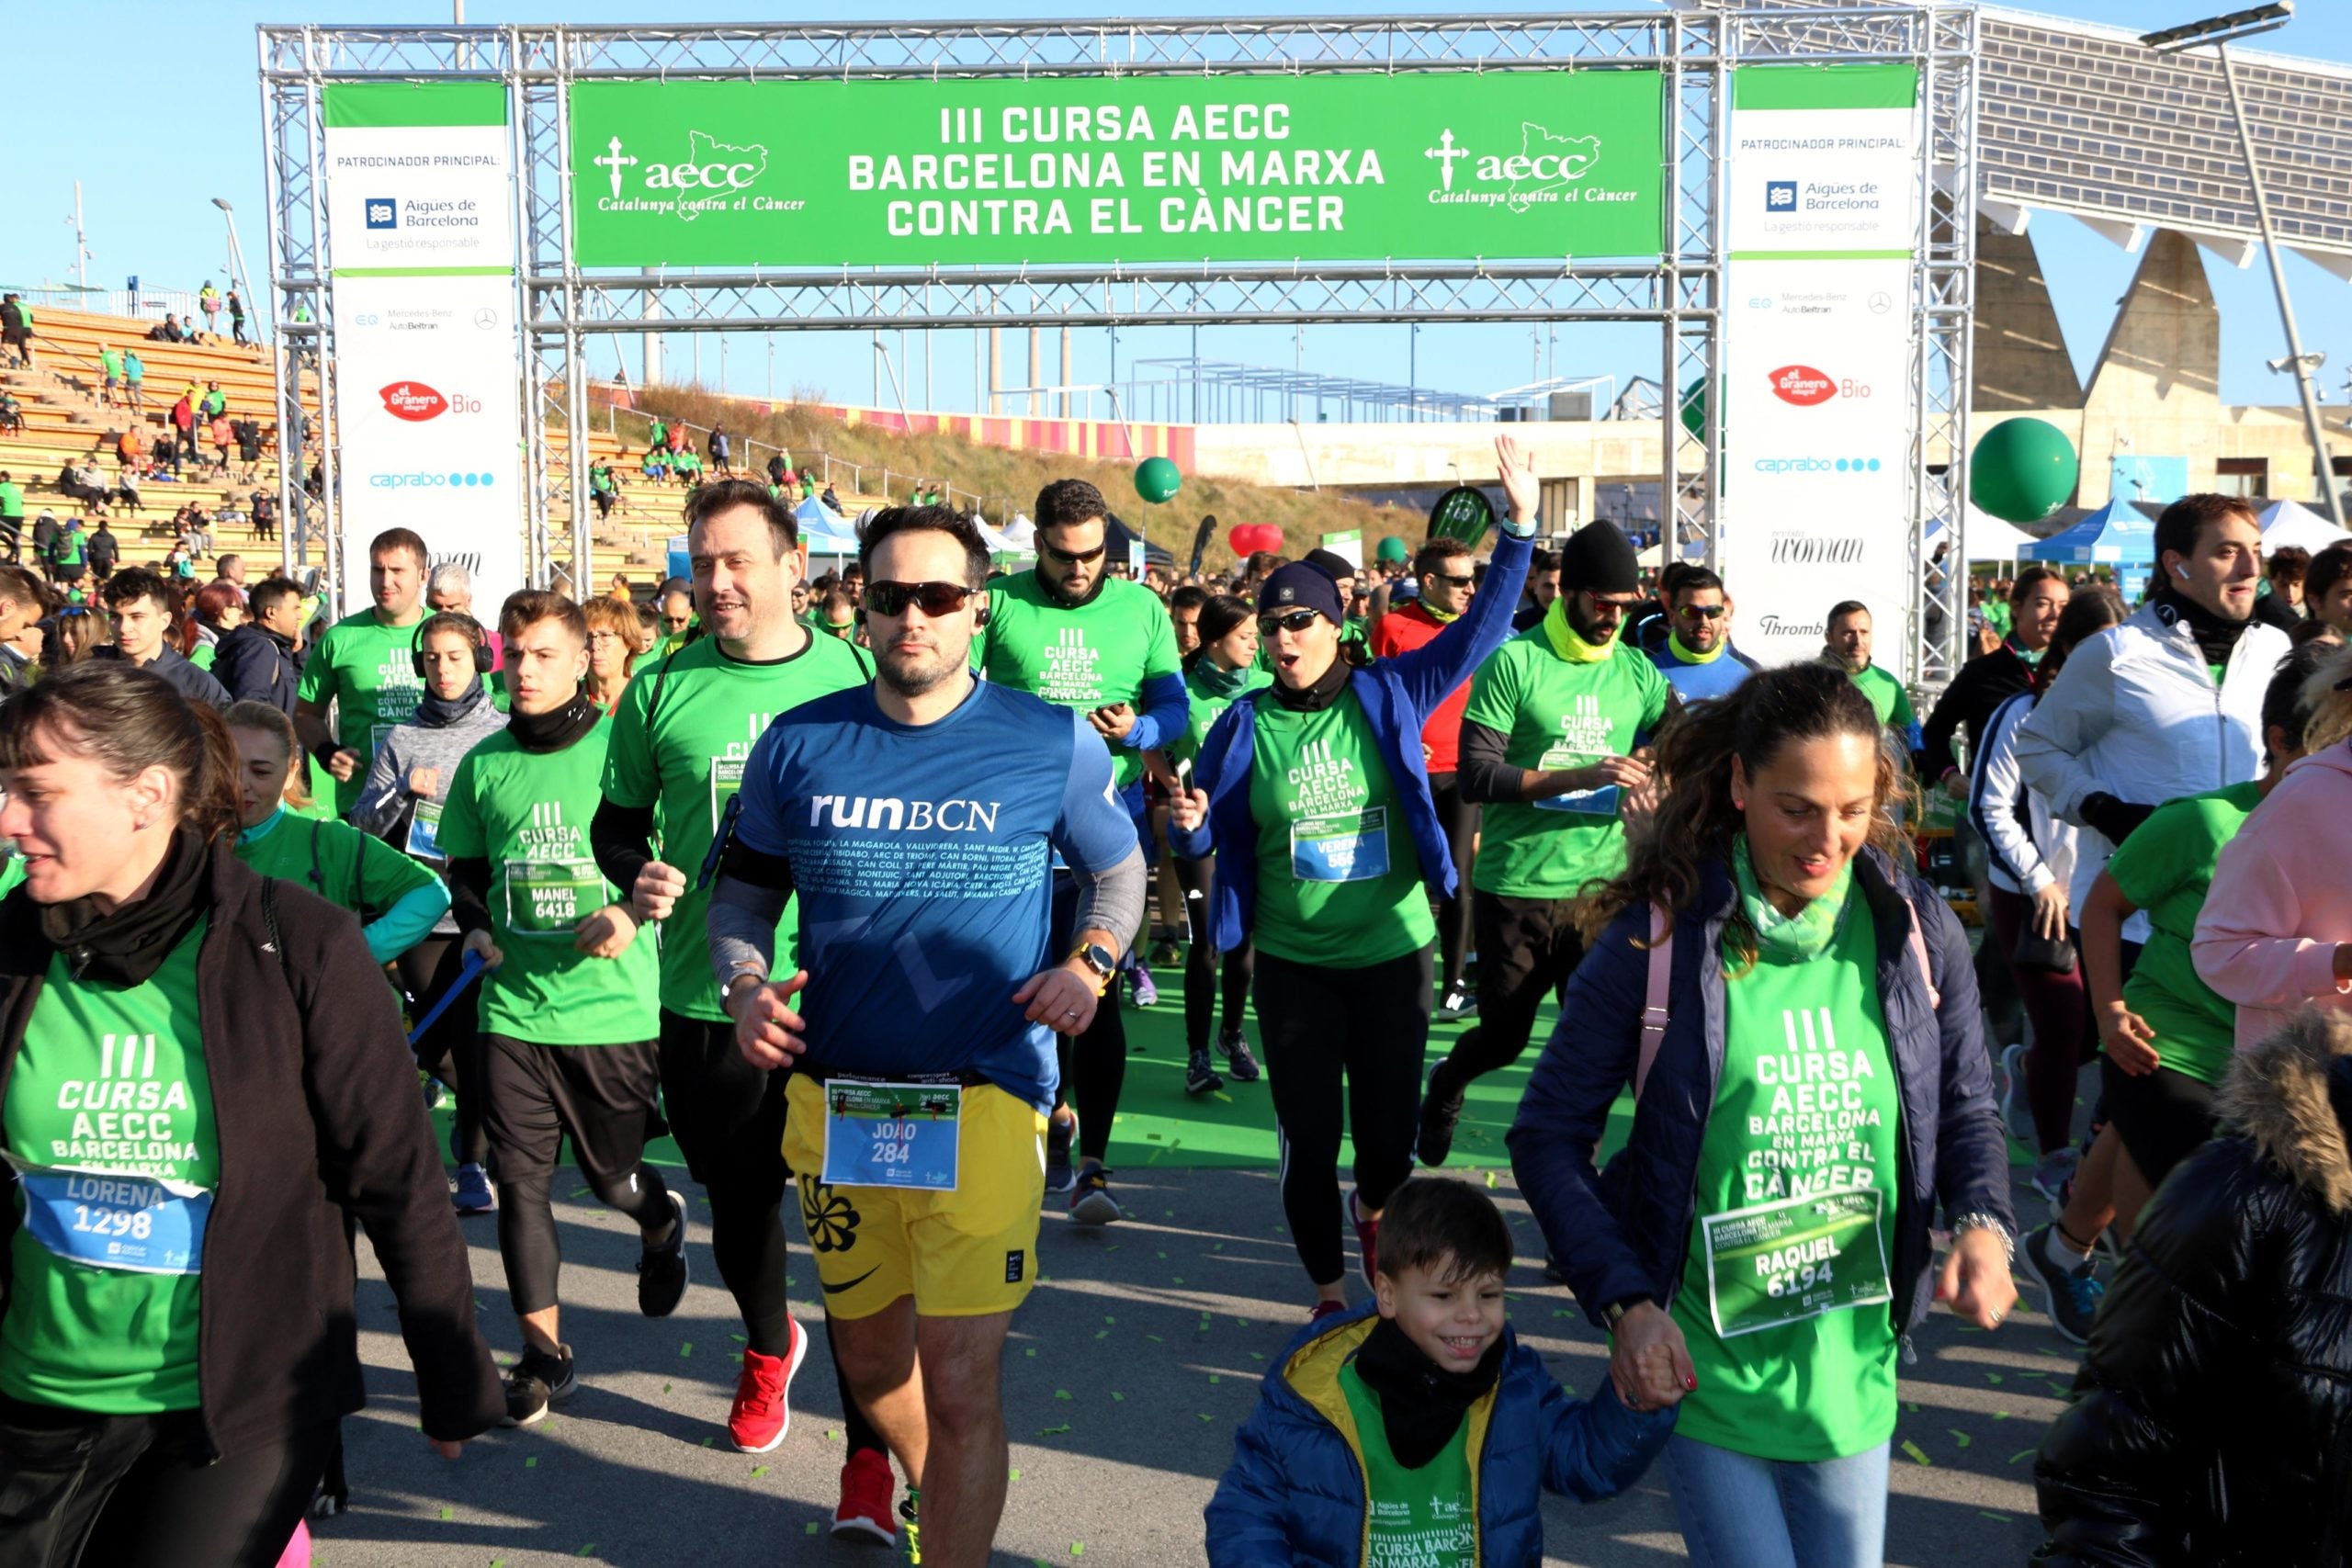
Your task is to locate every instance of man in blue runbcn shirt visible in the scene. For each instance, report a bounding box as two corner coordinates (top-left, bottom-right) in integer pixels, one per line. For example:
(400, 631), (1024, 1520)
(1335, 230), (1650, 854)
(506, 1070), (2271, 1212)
(707, 504), (1144, 1568)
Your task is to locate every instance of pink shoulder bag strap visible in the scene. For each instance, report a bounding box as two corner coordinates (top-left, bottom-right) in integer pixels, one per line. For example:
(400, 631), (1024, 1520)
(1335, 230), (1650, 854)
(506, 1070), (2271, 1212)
(1634, 895), (1939, 1100)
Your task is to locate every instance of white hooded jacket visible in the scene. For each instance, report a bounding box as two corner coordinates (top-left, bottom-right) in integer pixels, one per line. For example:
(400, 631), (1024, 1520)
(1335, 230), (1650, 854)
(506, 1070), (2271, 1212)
(2014, 597), (2290, 931)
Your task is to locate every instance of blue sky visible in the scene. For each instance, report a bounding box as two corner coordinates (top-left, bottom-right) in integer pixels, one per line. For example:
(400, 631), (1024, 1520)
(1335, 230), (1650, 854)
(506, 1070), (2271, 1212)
(7, 0), (2348, 418)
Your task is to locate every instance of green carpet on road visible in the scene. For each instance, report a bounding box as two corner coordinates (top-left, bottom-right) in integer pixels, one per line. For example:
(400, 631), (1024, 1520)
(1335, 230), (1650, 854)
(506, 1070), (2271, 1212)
(429, 985), (1641, 1176)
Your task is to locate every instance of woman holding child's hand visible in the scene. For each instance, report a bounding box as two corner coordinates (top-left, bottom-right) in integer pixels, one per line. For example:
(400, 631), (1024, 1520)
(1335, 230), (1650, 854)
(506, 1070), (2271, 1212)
(1507, 664), (2017, 1568)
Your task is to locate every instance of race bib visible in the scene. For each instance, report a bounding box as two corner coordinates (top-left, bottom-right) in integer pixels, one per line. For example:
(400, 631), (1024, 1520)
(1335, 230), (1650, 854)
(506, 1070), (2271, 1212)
(1700, 1189), (1891, 1339)
(1291, 807), (1390, 884)
(710, 756), (746, 834)
(16, 1167), (210, 1276)
(504, 857), (603, 937)
(820, 1080), (962, 1191)
(368, 724), (396, 764)
(1533, 742), (1617, 816)
(406, 799), (446, 864)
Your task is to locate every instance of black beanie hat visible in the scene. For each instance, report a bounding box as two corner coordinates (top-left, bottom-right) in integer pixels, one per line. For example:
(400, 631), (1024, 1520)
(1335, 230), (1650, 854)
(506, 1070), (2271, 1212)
(1557, 521), (1640, 595)
(1304, 548), (1355, 582)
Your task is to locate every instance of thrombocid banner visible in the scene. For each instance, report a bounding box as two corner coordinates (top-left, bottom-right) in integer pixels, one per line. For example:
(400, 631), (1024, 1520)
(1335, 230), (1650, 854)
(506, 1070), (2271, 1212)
(565, 73), (1665, 269)
(322, 82), (526, 617)
(1718, 64), (1921, 670)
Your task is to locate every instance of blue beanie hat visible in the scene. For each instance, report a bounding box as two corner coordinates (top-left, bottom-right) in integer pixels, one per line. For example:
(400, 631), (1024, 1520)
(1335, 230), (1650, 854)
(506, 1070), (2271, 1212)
(1257, 562), (1346, 624)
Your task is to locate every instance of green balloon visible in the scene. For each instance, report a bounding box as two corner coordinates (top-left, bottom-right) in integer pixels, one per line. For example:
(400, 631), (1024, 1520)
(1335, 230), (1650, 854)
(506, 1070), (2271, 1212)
(1970, 418), (2078, 524)
(1134, 456), (1182, 504)
(1679, 376), (1706, 440)
(1374, 536), (1409, 564)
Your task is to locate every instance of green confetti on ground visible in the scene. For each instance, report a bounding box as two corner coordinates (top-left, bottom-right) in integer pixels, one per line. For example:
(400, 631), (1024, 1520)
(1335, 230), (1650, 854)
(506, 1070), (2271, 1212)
(751, 1465), (771, 1478)
(1197, 1413), (1213, 1421)
(570, 1187), (591, 1198)
(1110, 1391), (1125, 1402)
(824, 1429), (842, 1442)
(700, 1437), (715, 1448)
(439, 1506), (453, 1521)
(1104, 1244), (1119, 1252)
(1554, 1309), (1576, 1318)
(1213, 1090), (1234, 1103)
(1039, 1424), (1072, 1436)
(1947, 1429), (1973, 1450)
(1904, 1401), (1920, 1414)
(1163, 1210), (1175, 1218)
(1900, 1440), (1932, 1467)
(1010, 1468), (1023, 1482)
(1485, 1170), (1498, 1190)
(525, 1457), (538, 1469)
(1208, 1374), (1221, 1384)
(578, 1547), (596, 1558)
(1145, 1132), (1163, 1141)
(1173, 1277), (1185, 1286)
(1072, 1545), (1086, 1558)
(731, 1333), (748, 1343)
(663, 1382), (672, 1393)
(1103, 1315), (1116, 1325)
(1235, 1317), (1250, 1327)
(805, 1523), (821, 1536)
(1984, 1371), (2005, 1385)
(1249, 1351), (1265, 1361)
(1993, 1410), (2012, 1421)
(1146, 1335), (1164, 1344)
(1978, 1511), (2011, 1522)
(1024, 1348), (1037, 1358)
(1212, 1242), (1224, 1252)
(1095, 1329), (1110, 1340)
(679, 1341), (693, 1358)
(1157, 1251), (1169, 1260)
(2008, 1449), (2036, 1465)
(1054, 1389), (1073, 1401)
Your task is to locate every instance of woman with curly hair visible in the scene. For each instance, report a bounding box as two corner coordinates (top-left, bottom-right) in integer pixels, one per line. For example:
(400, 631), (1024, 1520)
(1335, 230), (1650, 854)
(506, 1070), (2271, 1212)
(1509, 660), (2017, 1568)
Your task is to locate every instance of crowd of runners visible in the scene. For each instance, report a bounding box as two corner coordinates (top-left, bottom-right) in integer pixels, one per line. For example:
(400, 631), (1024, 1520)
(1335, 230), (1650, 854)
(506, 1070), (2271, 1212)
(0, 439), (2348, 1567)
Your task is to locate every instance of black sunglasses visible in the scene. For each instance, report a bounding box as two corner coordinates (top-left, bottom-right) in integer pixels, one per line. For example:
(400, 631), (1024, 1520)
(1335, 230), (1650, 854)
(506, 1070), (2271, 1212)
(1426, 572), (1474, 589)
(1675, 604), (1726, 620)
(1258, 609), (1323, 637)
(1040, 540), (1108, 565)
(863, 580), (977, 617)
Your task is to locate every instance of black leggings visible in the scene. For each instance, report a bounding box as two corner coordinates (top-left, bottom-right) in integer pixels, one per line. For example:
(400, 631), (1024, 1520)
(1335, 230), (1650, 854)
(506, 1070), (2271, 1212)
(1436, 892), (1587, 1090)
(481, 1033), (673, 1315)
(400, 936), (488, 1168)
(1172, 853), (1252, 1054)
(1254, 945), (1433, 1286)
(655, 1010), (883, 1458)
(0, 1398), (333, 1568)
(1426, 773), (1479, 992)
(1051, 876), (1126, 1163)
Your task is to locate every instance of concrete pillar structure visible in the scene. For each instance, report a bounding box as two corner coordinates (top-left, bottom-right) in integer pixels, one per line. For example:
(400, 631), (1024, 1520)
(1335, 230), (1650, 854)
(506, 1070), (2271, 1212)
(1971, 216), (2083, 415)
(2075, 228), (2222, 507)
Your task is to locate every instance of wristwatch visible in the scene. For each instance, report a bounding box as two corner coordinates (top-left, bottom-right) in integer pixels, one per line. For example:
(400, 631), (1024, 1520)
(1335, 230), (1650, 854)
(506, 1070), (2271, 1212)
(720, 964), (767, 1010)
(1601, 1295), (1651, 1333)
(1069, 942), (1118, 992)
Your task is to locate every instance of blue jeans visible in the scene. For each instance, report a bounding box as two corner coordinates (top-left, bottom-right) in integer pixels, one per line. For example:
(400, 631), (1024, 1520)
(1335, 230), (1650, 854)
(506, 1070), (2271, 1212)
(1666, 1434), (1891, 1568)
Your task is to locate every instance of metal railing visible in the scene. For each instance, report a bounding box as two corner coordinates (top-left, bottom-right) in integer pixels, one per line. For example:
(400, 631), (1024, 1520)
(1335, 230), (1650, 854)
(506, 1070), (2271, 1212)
(602, 406), (1012, 525)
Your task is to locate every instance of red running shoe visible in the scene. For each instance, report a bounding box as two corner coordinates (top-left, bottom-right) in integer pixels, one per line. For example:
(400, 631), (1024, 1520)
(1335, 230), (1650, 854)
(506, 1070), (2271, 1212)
(1309, 1299), (1349, 1325)
(728, 1319), (808, 1454)
(832, 1447), (898, 1546)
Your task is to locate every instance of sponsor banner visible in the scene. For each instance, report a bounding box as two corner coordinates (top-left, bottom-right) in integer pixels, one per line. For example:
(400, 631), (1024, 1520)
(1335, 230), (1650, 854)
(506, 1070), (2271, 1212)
(566, 73), (1663, 269)
(322, 83), (515, 273)
(1720, 65), (1921, 670)
(1318, 528), (1364, 570)
(331, 272), (526, 615)
(322, 82), (525, 615)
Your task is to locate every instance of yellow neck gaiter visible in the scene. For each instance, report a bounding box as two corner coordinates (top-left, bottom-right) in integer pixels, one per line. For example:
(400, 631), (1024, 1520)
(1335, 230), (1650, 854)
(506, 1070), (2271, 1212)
(1542, 594), (1614, 664)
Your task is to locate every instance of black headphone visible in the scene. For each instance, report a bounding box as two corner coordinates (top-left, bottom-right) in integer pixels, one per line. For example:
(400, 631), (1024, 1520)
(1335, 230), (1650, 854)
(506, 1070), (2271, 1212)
(412, 613), (493, 677)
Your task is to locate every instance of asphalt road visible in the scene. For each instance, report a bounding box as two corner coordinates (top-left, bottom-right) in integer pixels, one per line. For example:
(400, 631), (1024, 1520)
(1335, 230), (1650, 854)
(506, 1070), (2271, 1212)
(321, 1161), (2068, 1568)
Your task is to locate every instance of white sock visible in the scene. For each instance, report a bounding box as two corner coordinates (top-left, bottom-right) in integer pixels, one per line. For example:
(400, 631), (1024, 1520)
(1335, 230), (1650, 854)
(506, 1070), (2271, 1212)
(2043, 1224), (2092, 1272)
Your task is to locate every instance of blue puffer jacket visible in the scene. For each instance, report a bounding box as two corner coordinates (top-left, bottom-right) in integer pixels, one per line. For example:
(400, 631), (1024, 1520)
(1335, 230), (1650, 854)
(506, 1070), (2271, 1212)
(1204, 1302), (1673, 1568)
(1506, 847), (2014, 1338)
(1170, 529), (1532, 954)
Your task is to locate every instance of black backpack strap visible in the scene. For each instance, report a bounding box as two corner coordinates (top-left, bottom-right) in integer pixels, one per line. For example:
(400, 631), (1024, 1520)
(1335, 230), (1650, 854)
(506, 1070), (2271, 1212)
(258, 875), (298, 992)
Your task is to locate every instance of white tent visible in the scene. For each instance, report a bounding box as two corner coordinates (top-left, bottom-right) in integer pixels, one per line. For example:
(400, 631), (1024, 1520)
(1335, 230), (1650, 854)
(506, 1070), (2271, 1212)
(2256, 499), (2351, 555)
(1938, 504), (2042, 562)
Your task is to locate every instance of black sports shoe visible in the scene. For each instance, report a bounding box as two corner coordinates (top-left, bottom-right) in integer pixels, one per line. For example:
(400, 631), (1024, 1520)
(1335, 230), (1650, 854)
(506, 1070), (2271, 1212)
(1045, 1110), (1078, 1195)
(1415, 1061), (1467, 1167)
(503, 1343), (577, 1427)
(2021, 1224), (2106, 1347)
(637, 1189), (689, 1317)
(1218, 1027), (1262, 1083)
(1185, 1046), (1223, 1096)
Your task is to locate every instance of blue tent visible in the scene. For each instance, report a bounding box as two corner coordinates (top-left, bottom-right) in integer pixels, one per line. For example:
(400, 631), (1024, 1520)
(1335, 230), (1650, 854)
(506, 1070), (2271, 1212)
(795, 497), (859, 555)
(2020, 497), (2155, 567)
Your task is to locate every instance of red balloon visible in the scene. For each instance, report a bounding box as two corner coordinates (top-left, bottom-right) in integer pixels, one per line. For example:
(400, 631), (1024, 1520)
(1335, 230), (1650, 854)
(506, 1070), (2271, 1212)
(1250, 524), (1285, 555)
(1227, 525), (1261, 557)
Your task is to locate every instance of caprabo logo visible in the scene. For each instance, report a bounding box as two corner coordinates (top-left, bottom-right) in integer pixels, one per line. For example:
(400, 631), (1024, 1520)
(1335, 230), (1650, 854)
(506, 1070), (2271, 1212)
(1423, 125), (1616, 214)
(1750, 455), (1885, 476)
(368, 470), (500, 490)
(592, 130), (780, 222)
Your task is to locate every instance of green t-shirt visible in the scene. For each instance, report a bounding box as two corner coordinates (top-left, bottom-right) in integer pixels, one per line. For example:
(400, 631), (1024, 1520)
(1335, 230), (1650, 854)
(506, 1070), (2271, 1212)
(296, 609), (427, 814)
(1336, 1362), (1478, 1568)
(51, 531), (85, 567)
(234, 806), (441, 922)
(1849, 663), (1916, 735)
(3, 919), (218, 1414)
(1983, 601), (2012, 638)
(1248, 691), (1432, 966)
(977, 572), (1181, 790)
(99, 348), (122, 378)
(2105, 781), (2262, 1087)
(0, 481), (22, 519)
(590, 466), (616, 496)
(602, 631), (875, 1021)
(437, 721), (657, 1046)
(1170, 662), (1271, 770)
(1462, 632), (1671, 899)
(1673, 886), (1901, 1461)
(188, 642), (215, 672)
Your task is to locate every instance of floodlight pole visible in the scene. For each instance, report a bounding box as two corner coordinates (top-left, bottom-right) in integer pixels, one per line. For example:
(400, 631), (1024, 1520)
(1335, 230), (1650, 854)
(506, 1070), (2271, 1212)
(2215, 44), (2345, 526)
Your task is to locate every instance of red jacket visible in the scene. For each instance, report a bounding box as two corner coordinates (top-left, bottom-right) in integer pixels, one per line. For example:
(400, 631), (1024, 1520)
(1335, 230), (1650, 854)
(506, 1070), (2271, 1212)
(1370, 600), (1474, 775)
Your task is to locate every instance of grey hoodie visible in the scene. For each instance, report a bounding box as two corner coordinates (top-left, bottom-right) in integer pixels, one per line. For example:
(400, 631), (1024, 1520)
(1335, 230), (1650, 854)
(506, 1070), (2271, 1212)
(354, 688), (504, 935)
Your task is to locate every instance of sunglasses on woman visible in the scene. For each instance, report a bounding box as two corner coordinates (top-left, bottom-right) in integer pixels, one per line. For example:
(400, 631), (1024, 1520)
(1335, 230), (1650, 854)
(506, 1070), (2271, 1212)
(863, 581), (978, 617)
(1257, 609), (1323, 637)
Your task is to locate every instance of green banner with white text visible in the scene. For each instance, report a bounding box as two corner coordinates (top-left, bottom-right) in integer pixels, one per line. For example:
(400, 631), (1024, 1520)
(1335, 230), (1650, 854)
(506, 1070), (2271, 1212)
(567, 73), (1664, 269)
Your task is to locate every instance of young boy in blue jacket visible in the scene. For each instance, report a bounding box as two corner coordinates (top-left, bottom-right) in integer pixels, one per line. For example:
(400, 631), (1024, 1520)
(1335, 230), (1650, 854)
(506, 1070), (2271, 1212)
(1206, 1179), (1679, 1567)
